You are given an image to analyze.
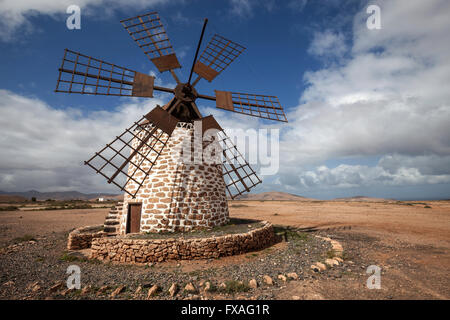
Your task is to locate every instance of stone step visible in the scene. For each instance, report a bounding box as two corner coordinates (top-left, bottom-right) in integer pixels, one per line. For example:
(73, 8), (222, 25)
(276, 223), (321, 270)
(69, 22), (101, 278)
(103, 226), (118, 233)
(104, 220), (119, 226)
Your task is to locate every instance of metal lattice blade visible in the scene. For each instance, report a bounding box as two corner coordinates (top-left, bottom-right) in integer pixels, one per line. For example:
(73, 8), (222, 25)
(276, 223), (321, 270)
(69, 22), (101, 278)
(55, 49), (157, 97)
(193, 34), (245, 82)
(121, 12), (181, 73)
(218, 131), (262, 199)
(215, 90), (288, 122)
(84, 106), (179, 198)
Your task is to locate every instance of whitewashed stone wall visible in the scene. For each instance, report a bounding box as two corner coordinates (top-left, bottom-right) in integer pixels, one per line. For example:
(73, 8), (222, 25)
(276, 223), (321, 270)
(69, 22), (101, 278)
(119, 122), (229, 233)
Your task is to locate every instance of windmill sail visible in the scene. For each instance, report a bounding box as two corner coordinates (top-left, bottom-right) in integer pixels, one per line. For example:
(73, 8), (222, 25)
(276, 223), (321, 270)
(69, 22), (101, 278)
(215, 90), (288, 122)
(55, 49), (156, 97)
(217, 131), (262, 199)
(193, 34), (245, 82)
(121, 12), (181, 73)
(84, 106), (178, 198)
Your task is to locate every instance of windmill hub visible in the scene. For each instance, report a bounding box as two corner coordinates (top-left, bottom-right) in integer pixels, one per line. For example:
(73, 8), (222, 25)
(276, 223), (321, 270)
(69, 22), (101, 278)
(175, 83), (198, 103)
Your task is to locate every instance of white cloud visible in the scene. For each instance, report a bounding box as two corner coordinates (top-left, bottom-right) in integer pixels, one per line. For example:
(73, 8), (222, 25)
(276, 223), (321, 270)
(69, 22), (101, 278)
(276, 0), (450, 193)
(282, 154), (450, 190)
(229, 0), (253, 17)
(0, 0), (171, 41)
(228, 0), (282, 17)
(0, 89), (164, 192)
(308, 30), (347, 58)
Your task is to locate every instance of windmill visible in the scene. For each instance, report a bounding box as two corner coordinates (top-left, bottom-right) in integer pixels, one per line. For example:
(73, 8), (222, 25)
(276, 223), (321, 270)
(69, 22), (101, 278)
(55, 12), (288, 234)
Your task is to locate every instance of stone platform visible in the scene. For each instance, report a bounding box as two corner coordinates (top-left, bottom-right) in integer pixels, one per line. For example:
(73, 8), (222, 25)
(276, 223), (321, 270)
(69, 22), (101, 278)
(68, 221), (279, 264)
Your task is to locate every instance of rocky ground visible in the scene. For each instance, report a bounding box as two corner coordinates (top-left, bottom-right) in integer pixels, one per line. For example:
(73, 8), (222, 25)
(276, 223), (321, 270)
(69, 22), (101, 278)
(0, 228), (336, 300)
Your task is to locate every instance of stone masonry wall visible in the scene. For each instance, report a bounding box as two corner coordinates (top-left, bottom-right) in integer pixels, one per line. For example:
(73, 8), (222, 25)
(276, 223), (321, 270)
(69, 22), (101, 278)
(67, 225), (106, 250)
(119, 122), (229, 234)
(90, 221), (278, 263)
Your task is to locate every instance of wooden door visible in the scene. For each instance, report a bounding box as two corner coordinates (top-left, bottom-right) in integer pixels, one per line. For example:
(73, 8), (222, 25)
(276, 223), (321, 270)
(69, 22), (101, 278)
(127, 203), (142, 233)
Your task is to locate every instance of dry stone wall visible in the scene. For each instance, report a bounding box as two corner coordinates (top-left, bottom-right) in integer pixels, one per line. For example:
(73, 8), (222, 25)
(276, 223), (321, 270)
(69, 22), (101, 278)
(67, 225), (106, 250)
(90, 221), (278, 263)
(119, 122), (229, 234)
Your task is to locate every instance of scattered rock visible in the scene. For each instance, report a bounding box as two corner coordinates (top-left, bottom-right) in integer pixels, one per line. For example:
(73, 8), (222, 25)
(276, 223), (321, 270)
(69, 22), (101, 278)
(27, 281), (41, 293)
(147, 285), (159, 298)
(48, 281), (65, 293)
(80, 285), (91, 296)
(184, 282), (196, 293)
(97, 285), (109, 295)
(292, 295), (301, 300)
(60, 288), (74, 296)
(135, 286), (142, 295)
(32, 284), (41, 292)
(315, 262), (327, 271)
(334, 257), (344, 263)
(263, 275), (273, 285)
(3, 280), (14, 287)
(277, 274), (287, 282)
(198, 280), (205, 287)
(204, 282), (212, 292)
(287, 272), (298, 280)
(168, 283), (177, 297)
(249, 279), (258, 289)
(311, 264), (320, 272)
(218, 282), (227, 290)
(27, 281), (39, 291)
(110, 285), (125, 298)
(325, 258), (339, 267)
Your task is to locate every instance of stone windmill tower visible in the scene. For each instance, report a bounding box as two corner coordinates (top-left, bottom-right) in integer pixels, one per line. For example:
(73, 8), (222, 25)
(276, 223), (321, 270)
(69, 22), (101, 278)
(55, 12), (288, 234)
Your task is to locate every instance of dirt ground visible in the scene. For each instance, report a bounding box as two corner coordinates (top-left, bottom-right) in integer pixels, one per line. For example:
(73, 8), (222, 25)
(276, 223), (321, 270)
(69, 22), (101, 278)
(0, 200), (449, 299)
(230, 200), (450, 299)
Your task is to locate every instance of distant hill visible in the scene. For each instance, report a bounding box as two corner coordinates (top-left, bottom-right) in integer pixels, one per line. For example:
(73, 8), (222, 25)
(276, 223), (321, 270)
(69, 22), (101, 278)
(0, 194), (28, 203)
(0, 190), (120, 201)
(234, 191), (313, 201)
(331, 195), (390, 202)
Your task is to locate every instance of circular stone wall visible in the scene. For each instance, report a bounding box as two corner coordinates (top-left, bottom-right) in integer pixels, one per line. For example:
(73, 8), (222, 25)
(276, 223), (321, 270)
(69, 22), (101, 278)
(67, 225), (106, 250)
(90, 221), (279, 264)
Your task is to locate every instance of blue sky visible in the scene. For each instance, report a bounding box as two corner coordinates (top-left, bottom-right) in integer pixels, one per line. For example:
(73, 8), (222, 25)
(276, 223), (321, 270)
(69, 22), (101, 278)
(0, 0), (449, 200)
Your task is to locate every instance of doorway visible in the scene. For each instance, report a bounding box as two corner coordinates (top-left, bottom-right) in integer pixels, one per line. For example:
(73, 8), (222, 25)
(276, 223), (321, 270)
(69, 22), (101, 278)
(126, 203), (142, 233)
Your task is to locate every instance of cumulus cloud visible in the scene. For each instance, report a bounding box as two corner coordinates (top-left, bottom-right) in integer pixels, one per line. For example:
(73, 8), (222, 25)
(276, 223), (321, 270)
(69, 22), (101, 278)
(276, 0), (450, 193)
(307, 30), (347, 58)
(228, 0), (287, 17)
(229, 0), (254, 17)
(0, 89), (164, 192)
(0, 0), (171, 41)
(294, 155), (450, 189)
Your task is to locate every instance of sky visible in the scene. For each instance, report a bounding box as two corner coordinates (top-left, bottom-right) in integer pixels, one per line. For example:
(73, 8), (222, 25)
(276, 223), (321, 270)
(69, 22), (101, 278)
(0, 0), (449, 200)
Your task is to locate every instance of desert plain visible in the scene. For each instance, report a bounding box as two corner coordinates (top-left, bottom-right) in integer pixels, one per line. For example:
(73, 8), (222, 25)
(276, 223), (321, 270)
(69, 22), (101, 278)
(0, 198), (449, 299)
